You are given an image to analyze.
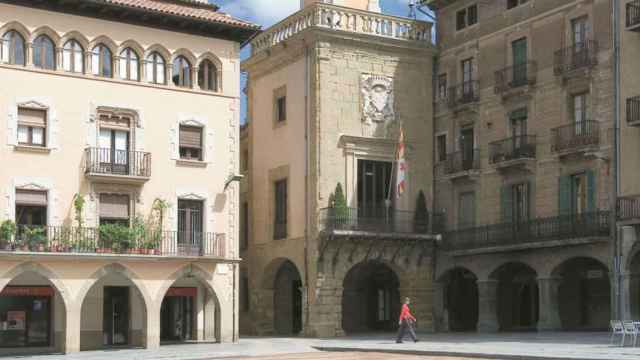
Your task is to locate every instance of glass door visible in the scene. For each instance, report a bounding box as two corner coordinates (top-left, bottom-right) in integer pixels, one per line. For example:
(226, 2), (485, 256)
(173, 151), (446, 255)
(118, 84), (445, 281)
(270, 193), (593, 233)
(460, 128), (475, 170)
(99, 128), (129, 175)
(572, 17), (588, 67)
(178, 200), (203, 256)
(461, 58), (473, 100)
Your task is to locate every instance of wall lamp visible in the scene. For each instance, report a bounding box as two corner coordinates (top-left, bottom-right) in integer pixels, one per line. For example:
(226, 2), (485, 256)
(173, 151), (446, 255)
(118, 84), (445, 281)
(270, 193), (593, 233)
(224, 174), (244, 190)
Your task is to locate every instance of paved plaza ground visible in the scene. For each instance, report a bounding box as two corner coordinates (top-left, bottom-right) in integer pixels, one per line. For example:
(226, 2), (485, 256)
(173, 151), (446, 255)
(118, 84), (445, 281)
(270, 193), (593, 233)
(1, 333), (639, 360)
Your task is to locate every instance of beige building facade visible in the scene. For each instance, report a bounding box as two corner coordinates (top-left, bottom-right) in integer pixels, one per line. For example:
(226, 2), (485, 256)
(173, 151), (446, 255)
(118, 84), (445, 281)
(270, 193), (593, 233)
(242, 0), (439, 337)
(428, 0), (615, 332)
(0, 0), (257, 354)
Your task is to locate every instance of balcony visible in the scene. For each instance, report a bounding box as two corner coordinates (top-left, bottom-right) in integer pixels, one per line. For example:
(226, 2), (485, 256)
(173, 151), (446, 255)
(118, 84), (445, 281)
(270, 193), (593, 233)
(319, 207), (445, 237)
(85, 147), (151, 184)
(494, 61), (537, 100)
(553, 41), (598, 79)
(489, 135), (536, 171)
(447, 81), (480, 111)
(443, 211), (611, 254)
(627, 96), (640, 126)
(0, 225), (226, 258)
(438, 150), (481, 180)
(627, 0), (640, 31)
(551, 120), (600, 156)
(250, 2), (431, 56)
(619, 195), (640, 223)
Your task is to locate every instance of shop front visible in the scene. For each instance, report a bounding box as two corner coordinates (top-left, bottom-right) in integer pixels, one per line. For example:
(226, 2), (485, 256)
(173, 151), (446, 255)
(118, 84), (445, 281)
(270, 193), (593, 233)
(160, 287), (196, 342)
(0, 286), (53, 348)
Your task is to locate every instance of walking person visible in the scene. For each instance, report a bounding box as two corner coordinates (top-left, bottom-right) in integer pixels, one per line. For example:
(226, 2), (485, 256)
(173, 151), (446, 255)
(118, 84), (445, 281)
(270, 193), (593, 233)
(396, 297), (419, 343)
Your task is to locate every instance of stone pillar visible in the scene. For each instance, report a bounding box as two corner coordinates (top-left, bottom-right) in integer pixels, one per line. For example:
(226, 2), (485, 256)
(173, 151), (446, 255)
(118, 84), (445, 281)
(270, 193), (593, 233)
(537, 277), (562, 331)
(64, 304), (81, 353)
(476, 280), (498, 332)
(145, 303), (161, 350)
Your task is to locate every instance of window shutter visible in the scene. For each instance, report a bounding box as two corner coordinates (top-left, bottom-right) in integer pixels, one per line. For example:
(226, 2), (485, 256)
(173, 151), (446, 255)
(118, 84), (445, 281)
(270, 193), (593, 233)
(18, 108), (46, 127)
(501, 185), (513, 223)
(587, 169), (596, 212)
(180, 126), (202, 148)
(558, 175), (572, 216)
(99, 194), (130, 219)
(16, 190), (47, 206)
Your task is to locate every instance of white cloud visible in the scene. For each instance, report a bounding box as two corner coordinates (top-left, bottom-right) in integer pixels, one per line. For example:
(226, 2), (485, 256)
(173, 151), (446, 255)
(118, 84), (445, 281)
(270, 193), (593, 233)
(220, 0), (299, 28)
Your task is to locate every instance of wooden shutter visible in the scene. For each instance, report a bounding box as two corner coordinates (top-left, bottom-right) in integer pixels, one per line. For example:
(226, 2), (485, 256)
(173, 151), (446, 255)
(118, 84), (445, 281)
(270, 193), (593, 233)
(558, 176), (572, 216)
(99, 194), (129, 219)
(180, 126), (202, 149)
(18, 108), (46, 127)
(586, 169), (596, 211)
(15, 190), (47, 206)
(501, 185), (513, 223)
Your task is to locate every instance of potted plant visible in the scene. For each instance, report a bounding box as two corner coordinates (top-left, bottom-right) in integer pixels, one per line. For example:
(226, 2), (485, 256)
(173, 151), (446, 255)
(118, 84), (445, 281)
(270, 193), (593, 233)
(0, 220), (16, 250)
(25, 227), (46, 252)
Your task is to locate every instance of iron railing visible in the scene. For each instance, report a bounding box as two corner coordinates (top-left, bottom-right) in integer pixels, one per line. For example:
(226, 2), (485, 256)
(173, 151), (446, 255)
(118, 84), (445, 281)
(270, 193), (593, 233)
(442, 149), (480, 175)
(319, 207), (446, 235)
(627, 0), (640, 29)
(85, 147), (151, 178)
(619, 196), (640, 221)
(627, 96), (640, 125)
(551, 120), (600, 153)
(447, 80), (479, 108)
(489, 135), (536, 164)
(554, 40), (598, 75)
(443, 211), (611, 251)
(0, 225), (226, 257)
(494, 61), (537, 93)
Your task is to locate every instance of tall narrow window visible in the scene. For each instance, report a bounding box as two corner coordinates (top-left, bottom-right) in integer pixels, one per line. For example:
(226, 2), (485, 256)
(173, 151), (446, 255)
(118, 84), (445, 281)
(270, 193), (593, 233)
(512, 183), (530, 223)
(177, 199), (204, 255)
(460, 127), (475, 170)
(179, 125), (203, 161)
(437, 134), (447, 162)
(276, 96), (286, 122)
(91, 44), (113, 77)
(1, 31), (25, 65)
(571, 173), (587, 215)
(437, 74), (447, 100)
(33, 35), (55, 70)
(145, 52), (166, 84)
(512, 38), (528, 86)
(63, 40), (84, 73)
(274, 179), (288, 240)
(461, 58), (474, 99)
(17, 108), (47, 147)
(99, 120), (130, 176)
(119, 48), (139, 81)
(572, 17), (589, 46)
(573, 93), (588, 135)
(198, 59), (218, 91)
(173, 56), (192, 88)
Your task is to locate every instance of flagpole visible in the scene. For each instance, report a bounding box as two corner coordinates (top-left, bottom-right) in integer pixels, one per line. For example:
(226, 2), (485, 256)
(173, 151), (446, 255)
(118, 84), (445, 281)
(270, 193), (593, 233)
(386, 123), (403, 221)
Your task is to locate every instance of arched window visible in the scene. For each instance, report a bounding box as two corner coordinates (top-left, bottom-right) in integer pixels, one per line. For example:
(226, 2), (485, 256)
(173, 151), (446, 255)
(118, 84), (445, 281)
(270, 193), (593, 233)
(119, 48), (139, 81)
(33, 35), (55, 70)
(172, 56), (192, 88)
(63, 39), (84, 73)
(91, 44), (112, 77)
(145, 52), (165, 84)
(198, 59), (218, 91)
(1, 31), (25, 65)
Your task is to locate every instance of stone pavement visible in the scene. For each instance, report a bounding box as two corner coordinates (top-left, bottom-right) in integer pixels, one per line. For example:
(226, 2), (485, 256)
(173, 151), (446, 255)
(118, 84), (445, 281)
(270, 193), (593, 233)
(1, 333), (638, 360)
(224, 352), (491, 359)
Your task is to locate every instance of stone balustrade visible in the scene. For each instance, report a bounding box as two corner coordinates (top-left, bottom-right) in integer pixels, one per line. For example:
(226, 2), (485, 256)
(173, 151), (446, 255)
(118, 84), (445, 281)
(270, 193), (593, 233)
(250, 3), (432, 55)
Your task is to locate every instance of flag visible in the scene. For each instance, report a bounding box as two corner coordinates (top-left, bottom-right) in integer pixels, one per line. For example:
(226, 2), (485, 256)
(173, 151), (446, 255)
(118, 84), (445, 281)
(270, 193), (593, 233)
(396, 127), (406, 199)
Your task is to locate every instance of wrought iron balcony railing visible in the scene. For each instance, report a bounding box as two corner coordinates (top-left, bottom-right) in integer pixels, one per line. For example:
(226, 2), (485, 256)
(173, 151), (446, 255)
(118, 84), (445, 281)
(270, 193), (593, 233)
(85, 147), (151, 178)
(627, 96), (640, 126)
(0, 225), (226, 257)
(319, 207), (445, 235)
(627, 0), (640, 30)
(442, 149), (480, 175)
(489, 135), (536, 164)
(443, 211), (610, 252)
(619, 195), (640, 221)
(447, 80), (480, 108)
(494, 61), (537, 94)
(554, 40), (598, 76)
(551, 120), (600, 153)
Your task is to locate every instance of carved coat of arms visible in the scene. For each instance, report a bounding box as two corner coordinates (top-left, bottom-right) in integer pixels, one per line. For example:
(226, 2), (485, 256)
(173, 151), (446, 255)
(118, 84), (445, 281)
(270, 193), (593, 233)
(361, 74), (395, 124)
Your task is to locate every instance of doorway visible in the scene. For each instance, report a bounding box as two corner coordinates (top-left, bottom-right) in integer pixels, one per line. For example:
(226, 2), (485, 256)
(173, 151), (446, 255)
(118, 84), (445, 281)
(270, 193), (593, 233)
(178, 200), (204, 256)
(160, 292), (194, 342)
(357, 160), (392, 218)
(103, 286), (129, 346)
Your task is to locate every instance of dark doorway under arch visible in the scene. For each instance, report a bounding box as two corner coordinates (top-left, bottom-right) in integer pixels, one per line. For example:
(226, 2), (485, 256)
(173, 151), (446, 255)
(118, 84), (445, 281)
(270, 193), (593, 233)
(442, 268), (478, 331)
(342, 261), (400, 333)
(273, 261), (302, 335)
(493, 262), (539, 331)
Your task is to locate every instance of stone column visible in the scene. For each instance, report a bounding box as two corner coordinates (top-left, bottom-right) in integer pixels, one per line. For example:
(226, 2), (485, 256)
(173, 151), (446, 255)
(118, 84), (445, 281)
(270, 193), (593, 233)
(145, 303), (161, 350)
(537, 277), (562, 331)
(476, 280), (499, 332)
(64, 303), (81, 353)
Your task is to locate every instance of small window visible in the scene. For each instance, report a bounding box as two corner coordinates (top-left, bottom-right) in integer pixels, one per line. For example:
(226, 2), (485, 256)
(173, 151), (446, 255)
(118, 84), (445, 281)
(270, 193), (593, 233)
(456, 4), (477, 30)
(91, 44), (113, 77)
(437, 74), (447, 100)
(119, 48), (139, 81)
(1, 30), (25, 65)
(17, 107), (47, 147)
(276, 96), (286, 122)
(467, 5), (478, 26)
(15, 189), (48, 228)
(173, 56), (192, 88)
(33, 35), (55, 70)
(437, 134), (447, 162)
(179, 125), (203, 161)
(274, 179), (287, 240)
(99, 194), (130, 226)
(198, 59), (218, 92)
(507, 0), (528, 10)
(63, 40), (84, 73)
(145, 52), (166, 84)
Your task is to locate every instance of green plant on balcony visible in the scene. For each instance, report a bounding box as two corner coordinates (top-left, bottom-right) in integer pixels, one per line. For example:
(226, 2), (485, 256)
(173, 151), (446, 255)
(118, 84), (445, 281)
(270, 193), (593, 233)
(414, 190), (429, 233)
(24, 227), (47, 252)
(0, 220), (16, 250)
(98, 223), (132, 254)
(73, 193), (85, 228)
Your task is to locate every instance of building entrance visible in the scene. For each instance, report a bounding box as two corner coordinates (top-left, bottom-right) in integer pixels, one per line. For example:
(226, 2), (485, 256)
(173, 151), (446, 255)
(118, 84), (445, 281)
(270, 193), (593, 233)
(161, 287), (195, 342)
(103, 286), (129, 346)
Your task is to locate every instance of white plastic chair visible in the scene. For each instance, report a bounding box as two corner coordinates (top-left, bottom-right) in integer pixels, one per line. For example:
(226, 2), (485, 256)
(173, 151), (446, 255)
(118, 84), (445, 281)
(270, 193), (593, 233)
(622, 321), (638, 347)
(611, 320), (624, 346)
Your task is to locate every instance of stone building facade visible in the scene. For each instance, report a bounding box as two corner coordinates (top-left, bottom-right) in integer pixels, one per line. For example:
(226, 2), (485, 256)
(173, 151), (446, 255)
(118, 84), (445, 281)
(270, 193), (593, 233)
(0, 0), (257, 354)
(427, 0), (616, 332)
(241, 0), (439, 337)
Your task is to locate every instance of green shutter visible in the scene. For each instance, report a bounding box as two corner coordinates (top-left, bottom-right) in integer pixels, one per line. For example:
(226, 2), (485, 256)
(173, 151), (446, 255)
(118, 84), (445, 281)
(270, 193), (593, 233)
(512, 38), (528, 65)
(559, 176), (572, 216)
(510, 108), (528, 121)
(501, 185), (514, 223)
(587, 169), (596, 212)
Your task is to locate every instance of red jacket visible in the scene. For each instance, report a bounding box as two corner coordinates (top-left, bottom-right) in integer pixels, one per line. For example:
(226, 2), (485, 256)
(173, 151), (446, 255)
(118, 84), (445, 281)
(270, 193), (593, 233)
(399, 304), (416, 322)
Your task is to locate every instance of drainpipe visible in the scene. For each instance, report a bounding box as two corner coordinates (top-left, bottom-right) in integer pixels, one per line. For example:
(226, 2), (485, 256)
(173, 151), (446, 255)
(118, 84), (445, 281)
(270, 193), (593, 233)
(303, 42), (311, 334)
(612, 0), (622, 321)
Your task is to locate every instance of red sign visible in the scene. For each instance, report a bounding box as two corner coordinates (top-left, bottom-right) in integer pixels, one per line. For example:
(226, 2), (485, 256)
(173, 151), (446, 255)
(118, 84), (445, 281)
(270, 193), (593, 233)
(0, 286), (54, 297)
(166, 287), (197, 297)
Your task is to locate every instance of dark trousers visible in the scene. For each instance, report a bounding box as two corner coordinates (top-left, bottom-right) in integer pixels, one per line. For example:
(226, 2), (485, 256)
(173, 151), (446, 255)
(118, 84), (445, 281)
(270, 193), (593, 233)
(396, 319), (417, 342)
